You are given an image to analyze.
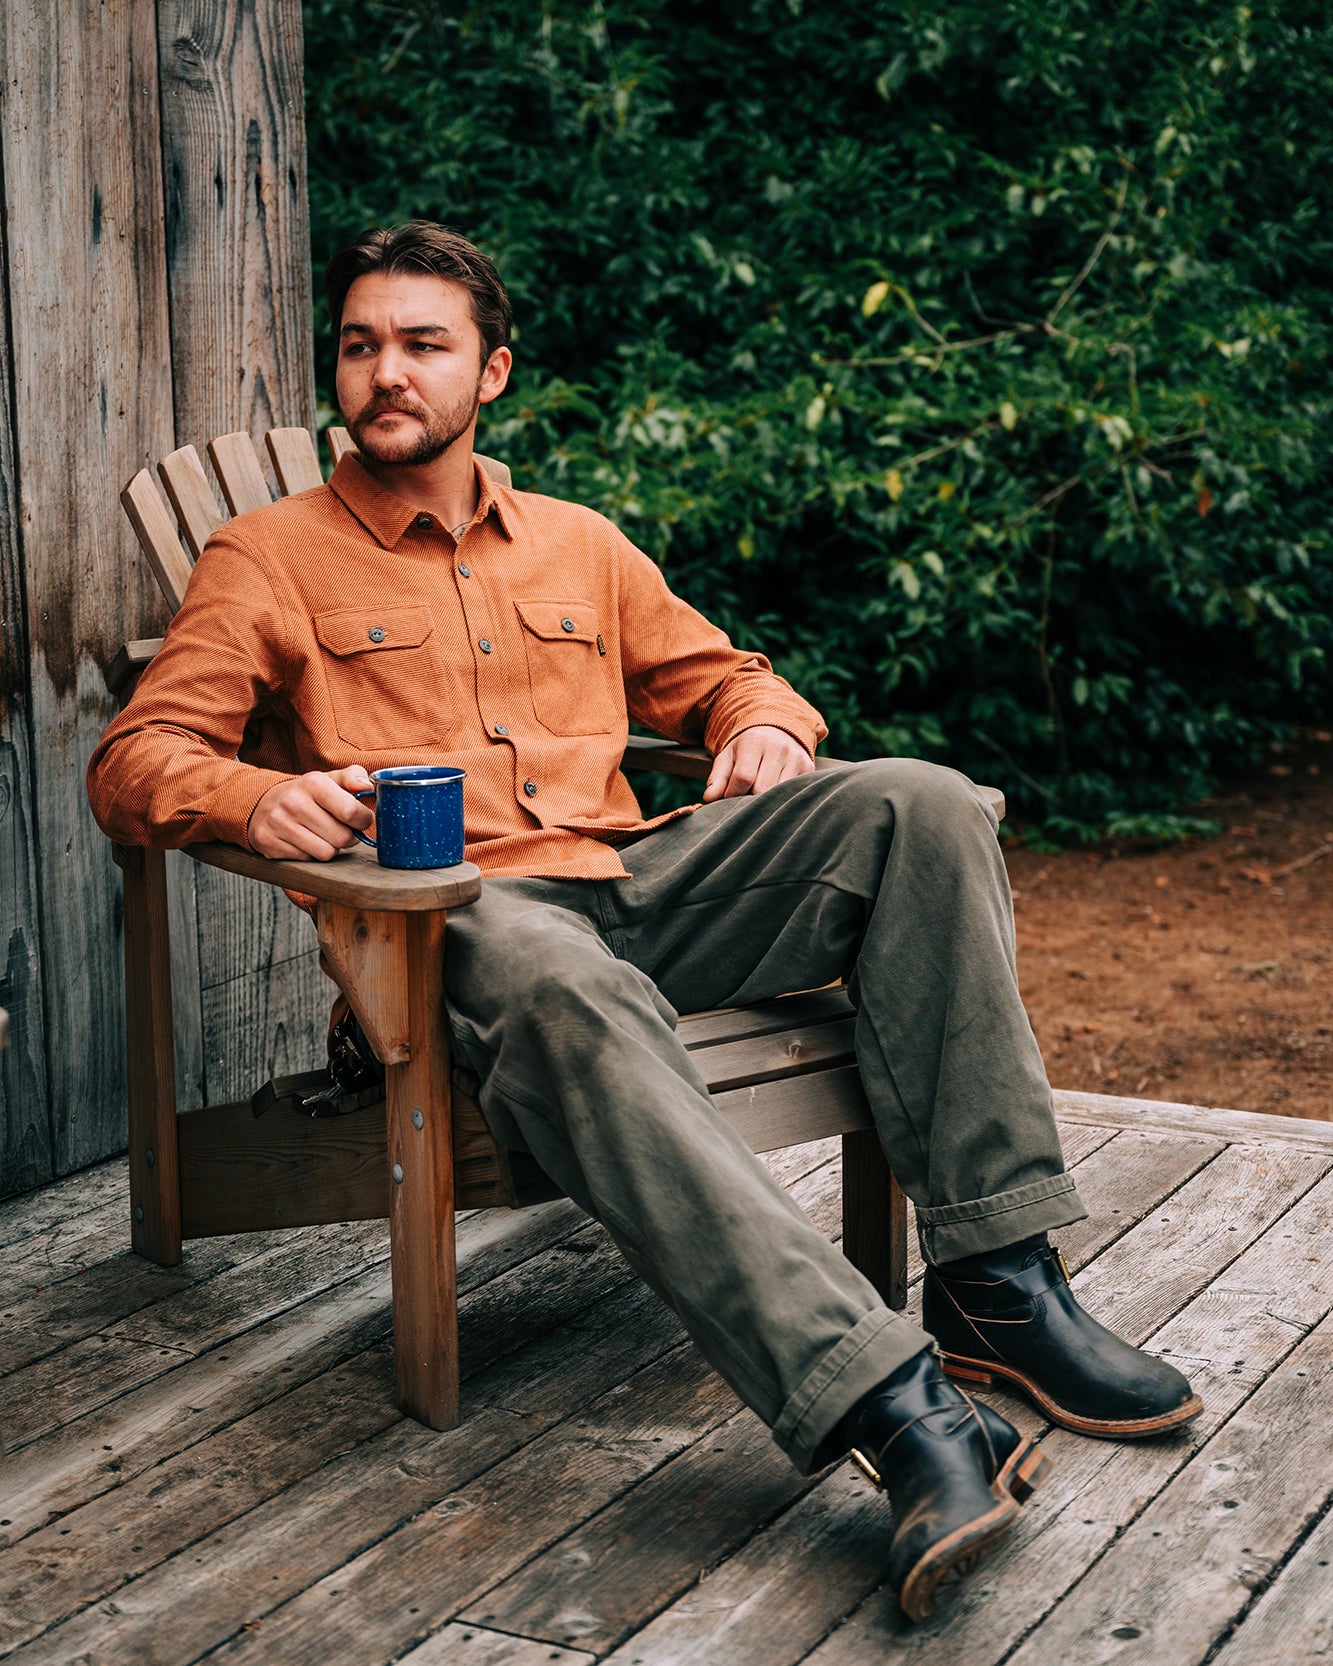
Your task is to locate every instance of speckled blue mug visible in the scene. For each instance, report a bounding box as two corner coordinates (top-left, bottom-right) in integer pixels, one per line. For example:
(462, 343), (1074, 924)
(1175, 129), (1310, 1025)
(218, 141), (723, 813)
(352, 766), (466, 868)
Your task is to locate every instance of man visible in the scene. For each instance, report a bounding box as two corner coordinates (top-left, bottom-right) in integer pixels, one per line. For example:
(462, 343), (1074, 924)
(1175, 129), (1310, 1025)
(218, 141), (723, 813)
(88, 221), (1201, 1622)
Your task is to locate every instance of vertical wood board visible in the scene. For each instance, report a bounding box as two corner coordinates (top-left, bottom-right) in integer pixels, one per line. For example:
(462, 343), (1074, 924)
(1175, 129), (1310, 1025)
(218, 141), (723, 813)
(156, 0), (317, 1110)
(0, 167), (52, 1196)
(0, 0), (181, 1173)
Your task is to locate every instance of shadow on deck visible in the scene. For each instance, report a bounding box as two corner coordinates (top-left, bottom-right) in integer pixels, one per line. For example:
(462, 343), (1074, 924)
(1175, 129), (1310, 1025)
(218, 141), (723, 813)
(1, 1092), (1331, 1665)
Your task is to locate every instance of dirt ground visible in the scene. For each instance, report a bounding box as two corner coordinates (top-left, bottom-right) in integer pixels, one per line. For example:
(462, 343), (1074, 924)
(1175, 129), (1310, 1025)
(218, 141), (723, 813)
(1005, 731), (1333, 1124)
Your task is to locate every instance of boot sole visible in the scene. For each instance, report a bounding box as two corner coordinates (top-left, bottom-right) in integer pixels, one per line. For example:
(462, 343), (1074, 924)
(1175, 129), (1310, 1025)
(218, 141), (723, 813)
(994, 1434), (1050, 1502)
(900, 1485), (1021, 1623)
(941, 1353), (1205, 1439)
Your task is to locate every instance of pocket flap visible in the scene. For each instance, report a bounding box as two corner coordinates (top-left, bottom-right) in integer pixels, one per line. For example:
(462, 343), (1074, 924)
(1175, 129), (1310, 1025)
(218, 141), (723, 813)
(315, 605), (434, 657)
(513, 599), (599, 644)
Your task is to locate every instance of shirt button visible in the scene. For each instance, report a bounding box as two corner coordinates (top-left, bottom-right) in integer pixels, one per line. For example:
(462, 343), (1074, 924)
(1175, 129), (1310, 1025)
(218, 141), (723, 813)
(494, 723), (510, 736)
(560, 617), (576, 633)
(523, 780), (538, 797)
(458, 563), (471, 578)
(478, 638), (493, 654)
(368, 626), (386, 643)
(415, 513), (433, 528)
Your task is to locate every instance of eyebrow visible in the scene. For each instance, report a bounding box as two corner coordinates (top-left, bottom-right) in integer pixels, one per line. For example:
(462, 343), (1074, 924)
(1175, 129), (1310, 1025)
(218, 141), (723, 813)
(339, 321), (454, 339)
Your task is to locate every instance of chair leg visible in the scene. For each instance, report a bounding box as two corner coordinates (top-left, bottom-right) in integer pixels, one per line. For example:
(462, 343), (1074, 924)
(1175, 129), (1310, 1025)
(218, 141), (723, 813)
(382, 909), (460, 1428)
(841, 1128), (908, 1310)
(115, 845), (182, 1265)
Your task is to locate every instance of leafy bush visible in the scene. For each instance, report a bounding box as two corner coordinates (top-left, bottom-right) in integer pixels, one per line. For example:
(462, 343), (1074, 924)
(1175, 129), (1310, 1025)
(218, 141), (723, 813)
(304, 0), (1333, 832)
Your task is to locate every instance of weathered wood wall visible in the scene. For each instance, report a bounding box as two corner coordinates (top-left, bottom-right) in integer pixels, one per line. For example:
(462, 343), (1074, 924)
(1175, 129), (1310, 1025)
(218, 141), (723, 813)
(0, 0), (322, 1196)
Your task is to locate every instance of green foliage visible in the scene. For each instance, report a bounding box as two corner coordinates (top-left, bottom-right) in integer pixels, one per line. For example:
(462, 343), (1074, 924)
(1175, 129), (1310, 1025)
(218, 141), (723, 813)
(304, 0), (1333, 830)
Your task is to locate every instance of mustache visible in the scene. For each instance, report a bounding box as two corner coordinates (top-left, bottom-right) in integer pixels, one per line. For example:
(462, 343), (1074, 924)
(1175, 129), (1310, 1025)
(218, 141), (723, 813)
(353, 393), (431, 423)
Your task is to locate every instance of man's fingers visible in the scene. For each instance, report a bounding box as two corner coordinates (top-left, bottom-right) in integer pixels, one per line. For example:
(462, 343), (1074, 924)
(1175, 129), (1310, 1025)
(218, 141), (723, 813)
(703, 747), (735, 802)
(308, 770), (375, 830)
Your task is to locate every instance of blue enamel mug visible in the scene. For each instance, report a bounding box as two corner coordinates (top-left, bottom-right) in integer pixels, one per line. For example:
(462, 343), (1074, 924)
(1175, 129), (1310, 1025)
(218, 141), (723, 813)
(352, 766), (466, 868)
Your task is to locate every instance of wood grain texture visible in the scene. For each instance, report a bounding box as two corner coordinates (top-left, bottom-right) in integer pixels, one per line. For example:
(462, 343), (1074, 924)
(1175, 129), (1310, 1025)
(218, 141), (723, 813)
(120, 469), (194, 612)
(399, 1627), (595, 1666)
(1054, 1086), (1333, 1151)
(0, 207), (52, 1190)
(1004, 1316), (1333, 1666)
(0, 199), (41, 1183)
(117, 845), (183, 1263)
(177, 1096), (389, 1236)
(315, 902), (412, 1066)
(157, 0), (314, 457)
(207, 430), (273, 515)
(157, 442), (224, 558)
(156, 0), (316, 1126)
(200, 944), (329, 1108)
(266, 424), (323, 493)
(2, 0), (182, 1175)
(386, 909), (460, 1427)
(190, 840), (484, 911)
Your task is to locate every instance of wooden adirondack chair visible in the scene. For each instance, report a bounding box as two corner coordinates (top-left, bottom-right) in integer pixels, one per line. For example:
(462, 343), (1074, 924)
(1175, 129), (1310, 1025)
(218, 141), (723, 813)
(108, 425), (999, 1430)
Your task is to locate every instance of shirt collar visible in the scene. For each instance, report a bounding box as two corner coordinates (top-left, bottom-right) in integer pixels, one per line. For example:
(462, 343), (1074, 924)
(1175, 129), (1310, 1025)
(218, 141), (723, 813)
(328, 452), (515, 548)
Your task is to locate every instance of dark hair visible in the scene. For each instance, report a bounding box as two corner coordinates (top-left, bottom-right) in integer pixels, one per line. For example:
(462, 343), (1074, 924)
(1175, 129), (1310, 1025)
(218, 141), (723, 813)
(324, 221), (512, 364)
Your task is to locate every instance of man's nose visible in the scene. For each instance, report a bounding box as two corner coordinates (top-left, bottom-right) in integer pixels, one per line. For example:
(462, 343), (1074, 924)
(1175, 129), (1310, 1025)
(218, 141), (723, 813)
(372, 347), (410, 389)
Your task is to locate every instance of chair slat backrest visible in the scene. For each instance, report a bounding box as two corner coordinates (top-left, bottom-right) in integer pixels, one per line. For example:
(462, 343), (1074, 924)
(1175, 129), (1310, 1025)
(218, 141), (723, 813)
(265, 427), (324, 495)
(207, 432), (273, 517)
(158, 445), (225, 561)
(121, 469), (195, 615)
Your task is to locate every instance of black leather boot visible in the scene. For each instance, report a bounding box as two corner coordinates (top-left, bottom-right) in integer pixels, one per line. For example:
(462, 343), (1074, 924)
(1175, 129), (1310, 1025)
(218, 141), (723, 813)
(839, 1348), (1048, 1622)
(924, 1234), (1203, 1438)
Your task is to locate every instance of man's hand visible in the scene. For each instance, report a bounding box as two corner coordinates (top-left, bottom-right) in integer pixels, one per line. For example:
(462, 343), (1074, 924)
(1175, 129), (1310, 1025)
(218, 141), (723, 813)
(703, 726), (815, 802)
(248, 766), (376, 860)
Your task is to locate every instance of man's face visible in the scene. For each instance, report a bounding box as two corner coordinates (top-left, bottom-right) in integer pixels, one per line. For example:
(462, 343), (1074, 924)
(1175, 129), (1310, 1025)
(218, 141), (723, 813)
(335, 271), (510, 467)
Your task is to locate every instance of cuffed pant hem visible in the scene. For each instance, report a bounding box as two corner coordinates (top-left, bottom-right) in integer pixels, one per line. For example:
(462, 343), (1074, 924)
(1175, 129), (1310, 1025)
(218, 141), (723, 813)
(770, 1307), (934, 1476)
(916, 1172), (1089, 1264)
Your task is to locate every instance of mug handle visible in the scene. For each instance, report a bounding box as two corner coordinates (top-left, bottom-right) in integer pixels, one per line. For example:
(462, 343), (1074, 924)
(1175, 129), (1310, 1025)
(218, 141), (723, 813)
(351, 786), (377, 848)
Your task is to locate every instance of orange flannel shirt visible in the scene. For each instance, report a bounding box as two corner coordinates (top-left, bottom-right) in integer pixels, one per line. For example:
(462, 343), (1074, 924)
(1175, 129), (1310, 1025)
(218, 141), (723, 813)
(87, 455), (827, 881)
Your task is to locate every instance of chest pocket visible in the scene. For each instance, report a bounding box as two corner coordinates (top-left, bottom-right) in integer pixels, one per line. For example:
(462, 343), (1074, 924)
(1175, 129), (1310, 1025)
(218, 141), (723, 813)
(314, 605), (451, 751)
(514, 599), (619, 737)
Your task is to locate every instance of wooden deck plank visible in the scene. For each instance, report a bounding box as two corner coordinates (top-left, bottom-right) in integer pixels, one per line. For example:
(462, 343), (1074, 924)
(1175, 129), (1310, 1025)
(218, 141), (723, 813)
(2, 1098), (1330, 1666)
(462, 1402), (810, 1653)
(0, 1159), (129, 1252)
(1001, 1314), (1333, 1666)
(800, 1163), (1333, 1663)
(3, 1219), (393, 1448)
(0, 1231), (291, 1375)
(484, 1124), (1229, 1661)
(8, 1324), (724, 1666)
(0, 1198), (582, 1542)
(1063, 1142), (1331, 1349)
(3, 1160), (844, 1666)
(1206, 1498), (1333, 1666)
(400, 1626), (596, 1666)
(1053, 1088), (1333, 1152)
(598, 1464), (890, 1666)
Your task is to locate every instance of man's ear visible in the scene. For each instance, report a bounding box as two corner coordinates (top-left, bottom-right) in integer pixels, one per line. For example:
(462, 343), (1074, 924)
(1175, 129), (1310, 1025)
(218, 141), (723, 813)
(479, 346), (513, 405)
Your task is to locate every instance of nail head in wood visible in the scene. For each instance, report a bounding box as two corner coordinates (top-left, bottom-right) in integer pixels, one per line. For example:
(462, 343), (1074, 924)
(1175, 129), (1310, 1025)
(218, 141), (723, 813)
(145, 1147), (155, 1167)
(134, 1205), (144, 1222)
(392, 1162), (404, 1183)
(412, 1109), (424, 1130)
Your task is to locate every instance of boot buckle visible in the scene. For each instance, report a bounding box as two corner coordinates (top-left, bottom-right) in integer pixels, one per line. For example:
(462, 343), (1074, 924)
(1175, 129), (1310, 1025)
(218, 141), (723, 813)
(1055, 1246), (1072, 1284)
(849, 1446), (885, 1490)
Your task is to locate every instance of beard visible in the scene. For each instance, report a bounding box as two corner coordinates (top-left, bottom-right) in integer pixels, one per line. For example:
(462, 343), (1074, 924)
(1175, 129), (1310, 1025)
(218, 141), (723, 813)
(348, 381), (482, 467)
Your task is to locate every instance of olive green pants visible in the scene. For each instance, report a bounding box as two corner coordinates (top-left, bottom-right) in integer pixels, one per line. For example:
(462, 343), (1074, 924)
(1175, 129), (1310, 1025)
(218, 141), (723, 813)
(444, 758), (1086, 1472)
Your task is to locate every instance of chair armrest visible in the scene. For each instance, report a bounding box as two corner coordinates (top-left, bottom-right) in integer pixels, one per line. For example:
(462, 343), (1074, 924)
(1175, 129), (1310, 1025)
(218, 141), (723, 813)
(186, 841), (482, 911)
(619, 735), (1004, 818)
